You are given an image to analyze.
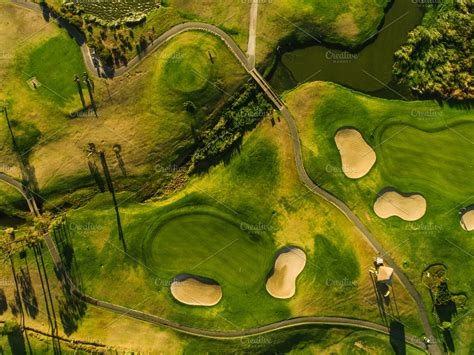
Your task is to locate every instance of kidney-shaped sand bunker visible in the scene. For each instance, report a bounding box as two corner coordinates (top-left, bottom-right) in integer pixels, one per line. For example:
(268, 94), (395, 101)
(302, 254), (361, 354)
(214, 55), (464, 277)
(374, 188), (427, 221)
(266, 246), (306, 299)
(461, 207), (474, 231)
(334, 128), (376, 179)
(170, 274), (222, 306)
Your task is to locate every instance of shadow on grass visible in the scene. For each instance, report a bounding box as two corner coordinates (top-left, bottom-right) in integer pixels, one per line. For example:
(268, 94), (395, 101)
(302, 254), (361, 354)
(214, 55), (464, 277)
(389, 321), (406, 355)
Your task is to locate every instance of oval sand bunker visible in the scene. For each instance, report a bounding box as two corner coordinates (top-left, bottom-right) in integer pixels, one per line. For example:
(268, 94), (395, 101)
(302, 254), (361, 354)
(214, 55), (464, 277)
(374, 189), (426, 221)
(335, 128), (376, 179)
(170, 275), (222, 306)
(266, 247), (306, 299)
(460, 208), (474, 231)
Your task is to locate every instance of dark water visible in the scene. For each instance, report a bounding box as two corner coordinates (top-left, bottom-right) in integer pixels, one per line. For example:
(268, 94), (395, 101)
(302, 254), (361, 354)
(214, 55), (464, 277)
(269, 0), (424, 99)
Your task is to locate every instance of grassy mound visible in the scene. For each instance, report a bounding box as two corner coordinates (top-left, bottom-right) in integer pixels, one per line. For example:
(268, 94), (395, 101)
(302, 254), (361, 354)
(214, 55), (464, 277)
(161, 46), (214, 94)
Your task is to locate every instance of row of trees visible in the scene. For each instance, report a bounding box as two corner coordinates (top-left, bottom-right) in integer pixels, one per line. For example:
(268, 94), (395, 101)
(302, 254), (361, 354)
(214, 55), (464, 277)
(393, 0), (473, 101)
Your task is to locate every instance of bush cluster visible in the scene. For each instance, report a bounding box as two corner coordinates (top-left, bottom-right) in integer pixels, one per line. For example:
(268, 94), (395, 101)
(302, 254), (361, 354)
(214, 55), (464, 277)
(393, 0), (473, 101)
(190, 84), (272, 170)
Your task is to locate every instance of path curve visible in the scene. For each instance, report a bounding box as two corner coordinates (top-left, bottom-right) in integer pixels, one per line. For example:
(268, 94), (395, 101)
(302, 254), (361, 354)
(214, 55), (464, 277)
(6, 1), (439, 353)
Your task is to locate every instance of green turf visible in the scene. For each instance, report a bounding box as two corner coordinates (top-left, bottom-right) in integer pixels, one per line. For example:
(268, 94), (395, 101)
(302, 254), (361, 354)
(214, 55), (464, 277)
(378, 122), (474, 201)
(144, 208), (274, 288)
(22, 33), (86, 105)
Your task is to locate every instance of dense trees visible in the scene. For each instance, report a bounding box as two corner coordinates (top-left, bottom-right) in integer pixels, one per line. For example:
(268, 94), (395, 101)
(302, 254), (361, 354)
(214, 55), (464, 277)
(190, 84), (272, 170)
(393, 0), (473, 101)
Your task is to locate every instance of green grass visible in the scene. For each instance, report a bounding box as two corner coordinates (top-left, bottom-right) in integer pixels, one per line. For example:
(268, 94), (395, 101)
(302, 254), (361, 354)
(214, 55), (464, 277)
(162, 46), (213, 93)
(21, 33), (86, 106)
(379, 122), (474, 201)
(286, 81), (474, 352)
(313, 235), (360, 288)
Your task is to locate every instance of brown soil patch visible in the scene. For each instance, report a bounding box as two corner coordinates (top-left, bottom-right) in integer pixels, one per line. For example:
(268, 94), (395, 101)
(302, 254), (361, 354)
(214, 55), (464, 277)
(334, 13), (359, 40)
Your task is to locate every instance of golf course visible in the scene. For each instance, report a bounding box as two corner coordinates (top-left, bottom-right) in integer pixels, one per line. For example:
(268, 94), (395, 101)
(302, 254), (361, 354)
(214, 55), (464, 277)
(0, 0), (472, 353)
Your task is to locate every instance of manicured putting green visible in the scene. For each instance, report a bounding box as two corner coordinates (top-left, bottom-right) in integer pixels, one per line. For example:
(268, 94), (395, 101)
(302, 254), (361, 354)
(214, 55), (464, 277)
(24, 33), (86, 105)
(379, 122), (474, 200)
(161, 45), (214, 93)
(143, 208), (275, 290)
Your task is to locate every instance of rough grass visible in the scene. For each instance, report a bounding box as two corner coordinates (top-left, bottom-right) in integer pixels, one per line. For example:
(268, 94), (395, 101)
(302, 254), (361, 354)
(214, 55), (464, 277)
(286, 81), (474, 353)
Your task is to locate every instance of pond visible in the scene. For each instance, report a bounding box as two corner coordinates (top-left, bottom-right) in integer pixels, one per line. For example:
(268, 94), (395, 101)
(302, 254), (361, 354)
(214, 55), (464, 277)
(269, 0), (424, 99)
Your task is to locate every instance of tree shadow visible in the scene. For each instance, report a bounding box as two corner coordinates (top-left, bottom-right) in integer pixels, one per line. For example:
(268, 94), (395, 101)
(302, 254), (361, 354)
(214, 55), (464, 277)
(6, 328), (26, 355)
(18, 268), (38, 319)
(0, 289), (7, 315)
(389, 321), (406, 355)
(52, 224), (87, 335)
(88, 159), (105, 192)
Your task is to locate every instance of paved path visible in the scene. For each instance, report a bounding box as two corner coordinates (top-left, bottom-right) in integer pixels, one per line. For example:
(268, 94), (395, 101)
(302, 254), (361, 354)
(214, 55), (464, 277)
(6, 1), (440, 353)
(247, 0), (259, 68)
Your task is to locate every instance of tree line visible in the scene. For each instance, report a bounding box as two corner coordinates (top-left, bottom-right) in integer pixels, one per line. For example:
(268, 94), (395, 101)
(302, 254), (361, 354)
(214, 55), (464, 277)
(393, 0), (473, 101)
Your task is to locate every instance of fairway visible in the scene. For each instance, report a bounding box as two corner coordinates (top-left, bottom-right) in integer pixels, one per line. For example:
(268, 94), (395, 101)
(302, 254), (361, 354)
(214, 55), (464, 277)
(379, 122), (474, 200)
(144, 207), (275, 291)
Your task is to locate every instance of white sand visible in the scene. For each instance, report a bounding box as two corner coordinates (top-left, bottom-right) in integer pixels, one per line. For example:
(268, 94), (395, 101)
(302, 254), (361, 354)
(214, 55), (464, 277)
(266, 247), (306, 299)
(374, 190), (426, 221)
(170, 277), (222, 306)
(334, 128), (376, 179)
(461, 209), (474, 231)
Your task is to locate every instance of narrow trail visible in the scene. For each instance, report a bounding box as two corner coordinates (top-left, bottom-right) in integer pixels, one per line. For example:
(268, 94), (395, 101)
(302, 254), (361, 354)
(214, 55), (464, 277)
(247, 0), (259, 69)
(5, 1), (440, 353)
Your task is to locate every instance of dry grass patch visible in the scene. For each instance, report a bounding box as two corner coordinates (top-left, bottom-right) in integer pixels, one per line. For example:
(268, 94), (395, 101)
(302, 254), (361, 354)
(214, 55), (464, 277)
(333, 13), (360, 40)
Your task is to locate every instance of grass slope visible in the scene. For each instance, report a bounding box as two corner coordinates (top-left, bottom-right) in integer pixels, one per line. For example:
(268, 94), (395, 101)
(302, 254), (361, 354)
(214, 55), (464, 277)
(286, 81), (474, 353)
(0, 2), (245, 215)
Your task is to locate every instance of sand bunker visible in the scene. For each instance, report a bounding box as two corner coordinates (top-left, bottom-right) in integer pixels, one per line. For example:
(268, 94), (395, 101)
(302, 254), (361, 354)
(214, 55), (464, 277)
(461, 208), (474, 231)
(374, 189), (427, 221)
(266, 247), (306, 299)
(334, 128), (376, 179)
(170, 275), (222, 306)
